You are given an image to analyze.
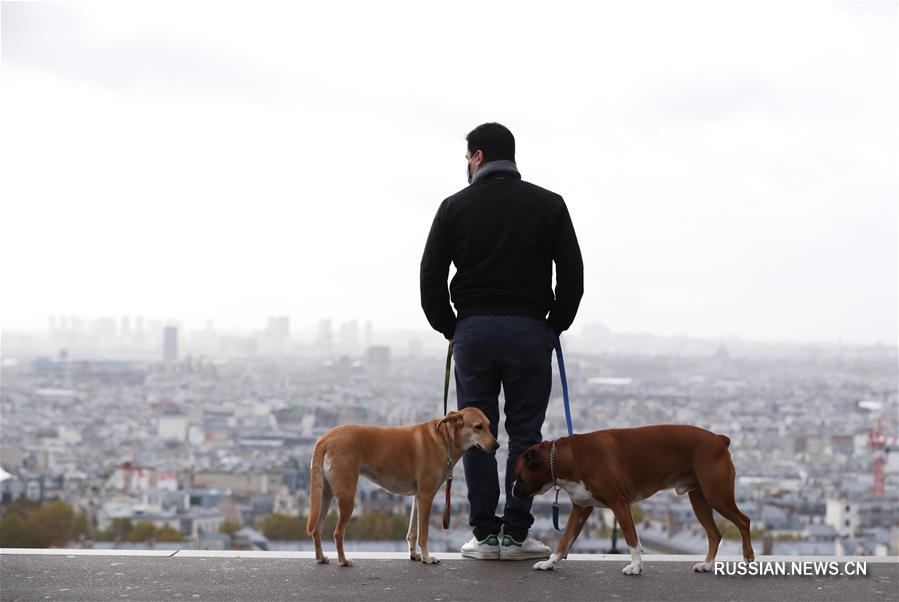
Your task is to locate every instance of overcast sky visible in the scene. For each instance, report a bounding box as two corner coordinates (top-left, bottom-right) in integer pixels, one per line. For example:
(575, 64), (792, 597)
(1, 1), (896, 344)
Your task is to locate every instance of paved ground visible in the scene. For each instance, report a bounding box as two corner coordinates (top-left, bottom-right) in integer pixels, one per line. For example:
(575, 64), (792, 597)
(1, 552), (896, 601)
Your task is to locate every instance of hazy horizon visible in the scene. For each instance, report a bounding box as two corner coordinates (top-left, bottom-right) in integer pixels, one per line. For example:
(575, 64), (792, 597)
(2, 312), (897, 351)
(1, 2), (896, 346)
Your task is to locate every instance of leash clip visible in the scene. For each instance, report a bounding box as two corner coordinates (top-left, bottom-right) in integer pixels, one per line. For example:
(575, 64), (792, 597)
(551, 486), (563, 531)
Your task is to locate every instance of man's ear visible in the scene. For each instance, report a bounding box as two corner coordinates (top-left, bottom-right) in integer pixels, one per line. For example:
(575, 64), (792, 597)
(523, 449), (540, 468)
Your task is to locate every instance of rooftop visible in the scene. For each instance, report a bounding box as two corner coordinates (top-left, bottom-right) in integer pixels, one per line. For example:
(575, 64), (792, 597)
(1, 549), (896, 601)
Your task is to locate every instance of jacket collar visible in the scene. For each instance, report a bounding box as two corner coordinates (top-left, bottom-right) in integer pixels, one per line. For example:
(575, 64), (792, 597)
(470, 159), (520, 185)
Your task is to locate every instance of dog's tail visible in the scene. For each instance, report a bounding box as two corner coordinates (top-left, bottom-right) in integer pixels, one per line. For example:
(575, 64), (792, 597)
(306, 438), (327, 536)
(717, 434), (731, 448)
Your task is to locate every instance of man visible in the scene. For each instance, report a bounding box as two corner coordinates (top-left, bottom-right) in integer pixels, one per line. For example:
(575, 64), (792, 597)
(420, 122), (584, 560)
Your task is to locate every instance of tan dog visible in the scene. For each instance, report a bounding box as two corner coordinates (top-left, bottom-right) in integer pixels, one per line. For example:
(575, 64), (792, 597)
(511, 425), (755, 575)
(306, 407), (499, 566)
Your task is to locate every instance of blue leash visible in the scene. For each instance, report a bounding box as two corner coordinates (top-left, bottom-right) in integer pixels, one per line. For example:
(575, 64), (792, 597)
(550, 330), (574, 531)
(551, 331), (574, 438)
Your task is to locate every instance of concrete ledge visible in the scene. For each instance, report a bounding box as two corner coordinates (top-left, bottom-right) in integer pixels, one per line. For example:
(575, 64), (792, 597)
(0, 548), (175, 557)
(2, 548), (897, 562)
(2, 550), (896, 601)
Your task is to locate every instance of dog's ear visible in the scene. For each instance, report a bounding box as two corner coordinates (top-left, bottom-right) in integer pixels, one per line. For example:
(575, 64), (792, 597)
(523, 448), (540, 468)
(437, 411), (464, 429)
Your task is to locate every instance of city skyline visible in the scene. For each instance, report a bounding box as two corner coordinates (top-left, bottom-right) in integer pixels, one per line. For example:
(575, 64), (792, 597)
(3, 321), (896, 556)
(2, 312), (896, 369)
(2, 310), (898, 349)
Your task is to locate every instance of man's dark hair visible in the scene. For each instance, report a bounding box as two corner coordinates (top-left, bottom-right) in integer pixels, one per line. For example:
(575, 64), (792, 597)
(466, 122), (515, 163)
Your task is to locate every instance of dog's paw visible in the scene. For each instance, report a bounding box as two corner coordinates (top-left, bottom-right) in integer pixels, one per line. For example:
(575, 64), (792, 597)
(316, 555), (329, 565)
(692, 561), (712, 572)
(533, 559), (555, 571)
(421, 555), (440, 565)
(339, 558), (354, 567)
(409, 552), (421, 561)
(622, 563), (643, 575)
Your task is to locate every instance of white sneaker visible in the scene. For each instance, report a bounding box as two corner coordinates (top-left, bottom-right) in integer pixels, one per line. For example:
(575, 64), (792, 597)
(460, 534), (500, 560)
(499, 533), (551, 560)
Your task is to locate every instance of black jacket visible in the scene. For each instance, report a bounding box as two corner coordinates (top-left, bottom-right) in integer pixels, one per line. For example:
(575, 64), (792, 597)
(420, 167), (584, 340)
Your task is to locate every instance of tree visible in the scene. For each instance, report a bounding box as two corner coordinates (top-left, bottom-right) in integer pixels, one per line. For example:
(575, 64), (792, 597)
(0, 513), (29, 547)
(4, 497), (39, 520)
(128, 522), (157, 542)
(346, 510), (407, 540)
(156, 527), (183, 542)
(261, 510), (407, 541)
(219, 520), (241, 536)
(261, 514), (306, 540)
(25, 501), (76, 547)
(94, 517), (134, 542)
(0, 499), (85, 547)
(73, 512), (90, 539)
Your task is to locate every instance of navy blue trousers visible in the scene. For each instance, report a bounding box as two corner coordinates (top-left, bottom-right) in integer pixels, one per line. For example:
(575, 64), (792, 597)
(453, 315), (553, 541)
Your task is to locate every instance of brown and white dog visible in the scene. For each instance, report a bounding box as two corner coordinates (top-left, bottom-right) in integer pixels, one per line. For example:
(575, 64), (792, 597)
(306, 408), (499, 566)
(511, 425), (755, 575)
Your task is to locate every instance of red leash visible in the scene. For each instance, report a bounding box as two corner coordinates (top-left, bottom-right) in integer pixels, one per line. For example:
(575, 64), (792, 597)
(442, 475), (452, 529)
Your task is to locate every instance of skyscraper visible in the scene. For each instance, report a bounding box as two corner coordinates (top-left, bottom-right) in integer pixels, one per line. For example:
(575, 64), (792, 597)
(267, 316), (290, 340)
(163, 326), (178, 362)
(364, 320), (373, 349)
(317, 319), (332, 356)
(340, 320), (359, 356)
(367, 345), (391, 374)
(120, 316), (132, 341)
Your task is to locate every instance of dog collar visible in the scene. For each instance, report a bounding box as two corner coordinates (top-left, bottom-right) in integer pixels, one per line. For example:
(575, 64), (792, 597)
(437, 421), (453, 470)
(550, 439), (566, 530)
